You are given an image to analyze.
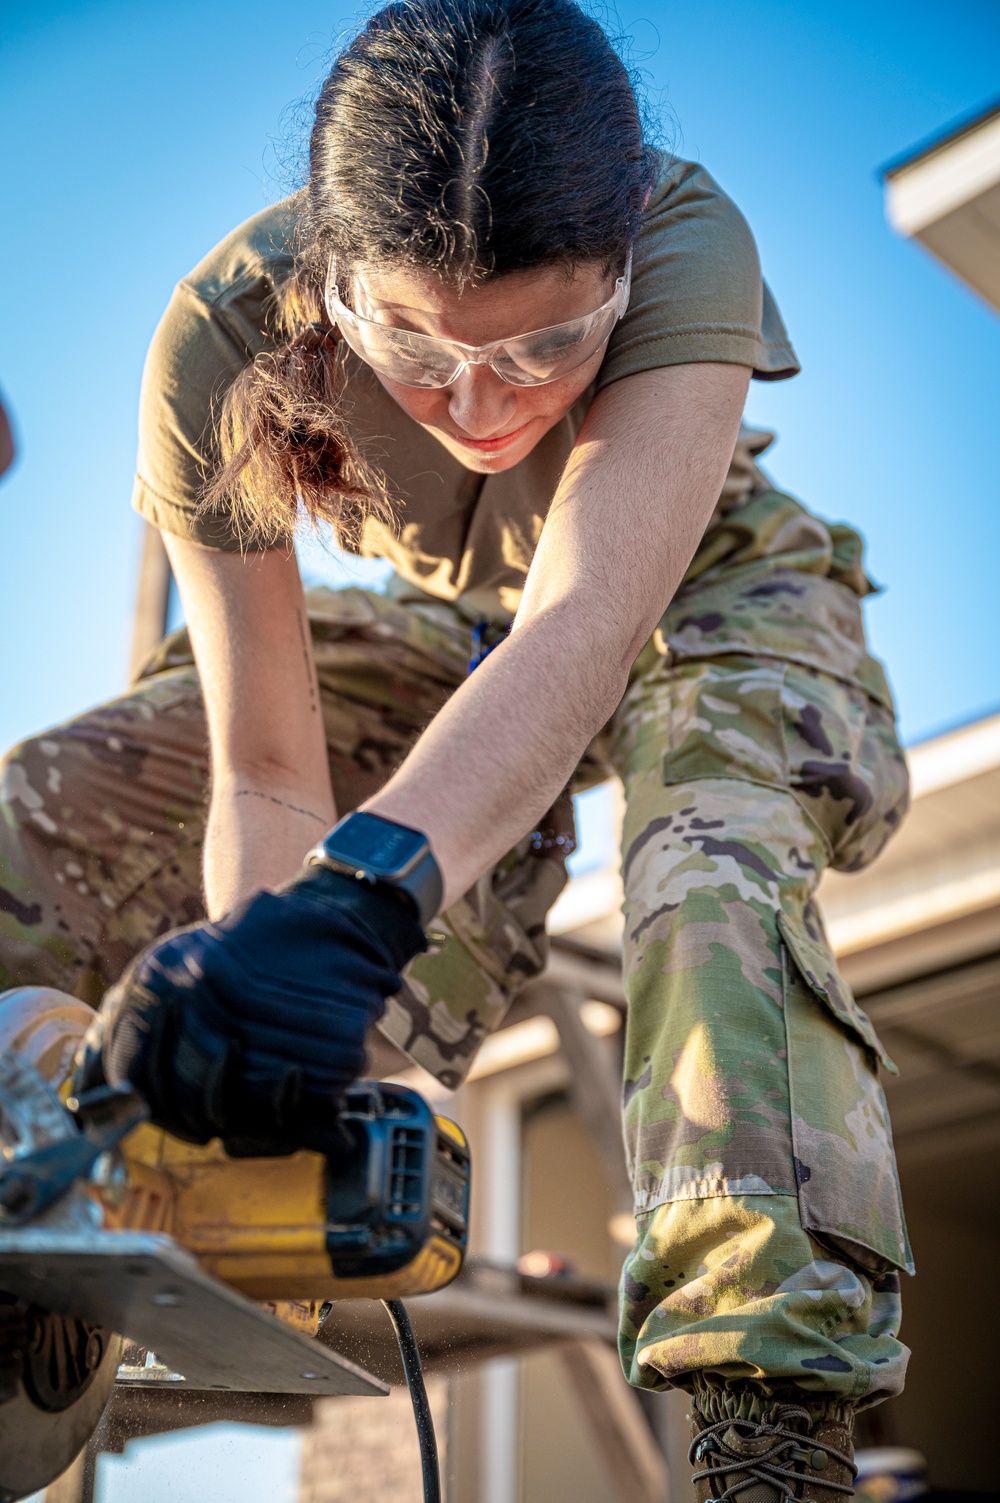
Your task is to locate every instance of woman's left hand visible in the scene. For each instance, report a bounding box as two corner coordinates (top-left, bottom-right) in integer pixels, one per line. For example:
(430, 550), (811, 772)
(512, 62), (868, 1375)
(78, 866), (427, 1156)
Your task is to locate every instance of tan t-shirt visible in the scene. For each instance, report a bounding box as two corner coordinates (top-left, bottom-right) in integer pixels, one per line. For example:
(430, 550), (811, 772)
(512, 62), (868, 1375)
(133, 152), (799, 619)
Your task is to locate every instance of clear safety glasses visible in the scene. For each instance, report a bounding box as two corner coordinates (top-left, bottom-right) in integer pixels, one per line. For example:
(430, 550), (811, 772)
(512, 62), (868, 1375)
(323, 253), (632, 389)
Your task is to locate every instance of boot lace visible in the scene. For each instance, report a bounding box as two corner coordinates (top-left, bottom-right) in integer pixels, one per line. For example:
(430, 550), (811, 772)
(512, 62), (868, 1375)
(689, 1404), (857, 1502)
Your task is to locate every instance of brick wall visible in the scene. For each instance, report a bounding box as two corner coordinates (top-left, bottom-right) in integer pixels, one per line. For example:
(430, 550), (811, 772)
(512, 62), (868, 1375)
(298, 1379), (448, 1503)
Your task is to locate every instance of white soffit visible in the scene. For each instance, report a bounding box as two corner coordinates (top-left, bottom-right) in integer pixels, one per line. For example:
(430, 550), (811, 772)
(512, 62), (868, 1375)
(883, 101), (1000, 312)
(907, 710), (1000, 798)
(885, 106), (1000, 235)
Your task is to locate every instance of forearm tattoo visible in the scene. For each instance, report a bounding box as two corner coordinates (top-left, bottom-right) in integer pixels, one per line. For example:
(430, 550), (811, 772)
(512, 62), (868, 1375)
(234, 789), (327, 825)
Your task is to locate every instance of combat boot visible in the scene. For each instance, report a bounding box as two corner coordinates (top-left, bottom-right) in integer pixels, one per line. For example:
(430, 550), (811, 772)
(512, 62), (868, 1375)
(689, 1395), (856, 1503)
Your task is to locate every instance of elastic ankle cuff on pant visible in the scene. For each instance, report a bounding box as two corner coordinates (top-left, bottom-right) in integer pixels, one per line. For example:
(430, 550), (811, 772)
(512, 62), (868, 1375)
(691, 1375), (854, 1429)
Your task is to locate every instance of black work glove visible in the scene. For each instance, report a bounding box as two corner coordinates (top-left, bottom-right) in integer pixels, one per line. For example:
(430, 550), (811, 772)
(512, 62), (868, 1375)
(78, 866), (426, 1156)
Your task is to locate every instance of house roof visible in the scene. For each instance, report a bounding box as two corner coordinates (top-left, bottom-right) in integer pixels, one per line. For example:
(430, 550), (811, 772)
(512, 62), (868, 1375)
(882, 98), (1000, 313)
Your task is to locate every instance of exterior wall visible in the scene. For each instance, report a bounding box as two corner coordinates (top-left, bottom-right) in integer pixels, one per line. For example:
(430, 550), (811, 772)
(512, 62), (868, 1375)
(519, 1095), (622, 1502)
(868, 1134), (1000, 1490)
(520, 1093), (622, 1285)
(298, 1380), (449, 1503)
(520, 1350), (617, 1503)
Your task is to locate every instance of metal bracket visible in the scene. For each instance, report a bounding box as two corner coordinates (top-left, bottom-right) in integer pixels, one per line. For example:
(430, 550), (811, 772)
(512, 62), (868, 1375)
(0, 1228), (387, 1397)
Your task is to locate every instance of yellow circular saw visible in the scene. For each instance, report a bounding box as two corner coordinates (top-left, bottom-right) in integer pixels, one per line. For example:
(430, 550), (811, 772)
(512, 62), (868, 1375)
(0, 987), (469, 1500)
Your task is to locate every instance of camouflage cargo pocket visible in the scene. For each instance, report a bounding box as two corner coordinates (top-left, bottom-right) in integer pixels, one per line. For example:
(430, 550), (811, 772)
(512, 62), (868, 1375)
(777, 907), (892, 1072)
(659, 656), (909, 875)
(780, 933), (912, 1277)
(782, 664), (909, 874)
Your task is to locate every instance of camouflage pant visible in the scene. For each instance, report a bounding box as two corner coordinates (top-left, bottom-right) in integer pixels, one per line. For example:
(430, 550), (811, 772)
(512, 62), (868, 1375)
(612, 648), (911, 1413)
(0, 545), (912, 1408)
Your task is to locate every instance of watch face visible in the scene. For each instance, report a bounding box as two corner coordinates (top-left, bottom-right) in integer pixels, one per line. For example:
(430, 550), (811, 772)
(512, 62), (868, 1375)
(327, 812), (426, 878)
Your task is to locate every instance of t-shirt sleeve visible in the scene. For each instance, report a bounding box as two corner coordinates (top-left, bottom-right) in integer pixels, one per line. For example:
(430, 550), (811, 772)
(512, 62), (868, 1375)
(597, 154), (799, 390)
(131, 279), (265, 551)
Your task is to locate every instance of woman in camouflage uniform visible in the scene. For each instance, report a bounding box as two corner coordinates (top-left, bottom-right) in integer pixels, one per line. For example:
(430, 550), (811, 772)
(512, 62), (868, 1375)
(0, 0), (911, 1494)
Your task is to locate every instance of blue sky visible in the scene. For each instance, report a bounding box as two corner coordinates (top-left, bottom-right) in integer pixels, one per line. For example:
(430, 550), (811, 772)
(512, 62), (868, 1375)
(3, 2), (999, 1494)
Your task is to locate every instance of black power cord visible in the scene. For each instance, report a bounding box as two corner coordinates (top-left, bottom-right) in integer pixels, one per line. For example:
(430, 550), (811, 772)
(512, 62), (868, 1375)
(382, 1299), (442, 1503)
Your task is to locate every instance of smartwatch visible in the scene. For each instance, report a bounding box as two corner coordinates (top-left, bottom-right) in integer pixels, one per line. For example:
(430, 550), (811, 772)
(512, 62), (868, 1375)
(307, 811), (443, 926)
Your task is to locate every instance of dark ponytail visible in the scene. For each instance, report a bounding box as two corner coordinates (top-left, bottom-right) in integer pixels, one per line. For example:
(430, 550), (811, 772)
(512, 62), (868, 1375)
(205, 0), (656, 546)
